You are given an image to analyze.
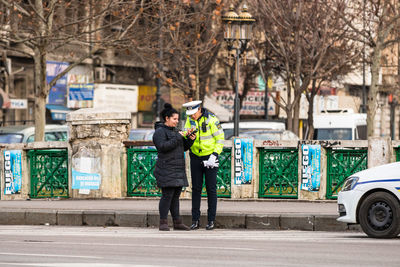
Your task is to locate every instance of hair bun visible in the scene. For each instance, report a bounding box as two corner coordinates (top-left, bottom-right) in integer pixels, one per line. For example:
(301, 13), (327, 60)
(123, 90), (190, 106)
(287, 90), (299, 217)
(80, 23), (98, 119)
(164, 103), (172, 109)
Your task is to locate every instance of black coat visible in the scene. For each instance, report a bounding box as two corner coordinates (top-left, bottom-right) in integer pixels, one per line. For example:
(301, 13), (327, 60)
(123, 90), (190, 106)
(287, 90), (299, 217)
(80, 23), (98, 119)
(152, 122), (194, 188)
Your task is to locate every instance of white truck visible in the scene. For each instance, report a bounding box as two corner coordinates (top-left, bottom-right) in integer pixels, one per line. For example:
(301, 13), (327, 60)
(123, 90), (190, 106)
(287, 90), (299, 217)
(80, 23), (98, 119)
(313, 109), (367, 140)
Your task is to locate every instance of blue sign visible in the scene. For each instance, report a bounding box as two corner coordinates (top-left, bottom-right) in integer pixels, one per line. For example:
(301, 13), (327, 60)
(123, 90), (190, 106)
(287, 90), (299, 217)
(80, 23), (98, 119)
(46, 61), (69, 105)
(72, 169), (101, 190)
(234, 138), (253, 185)
(69, 83), (94, 101)
(301, 144), (321, 191)
(4, 150), (22, 194)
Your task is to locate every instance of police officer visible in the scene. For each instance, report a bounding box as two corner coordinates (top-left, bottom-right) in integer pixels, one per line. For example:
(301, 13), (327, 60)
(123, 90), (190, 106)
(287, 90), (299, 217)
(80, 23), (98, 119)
(182, 100), (224, 230)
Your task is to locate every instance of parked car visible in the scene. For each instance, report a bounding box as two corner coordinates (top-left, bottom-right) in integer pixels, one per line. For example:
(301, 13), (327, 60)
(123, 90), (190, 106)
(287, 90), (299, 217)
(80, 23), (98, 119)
(337, 162), (400, 238)
(239, 130), (299, 141)
(0, 124), (68, 144)
(220, 121), (286, 140)
(128, 128), (155, 141)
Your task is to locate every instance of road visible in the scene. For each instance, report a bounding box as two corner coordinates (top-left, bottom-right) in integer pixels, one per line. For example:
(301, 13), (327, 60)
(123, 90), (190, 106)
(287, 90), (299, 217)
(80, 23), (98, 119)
(0, 226), (398, 267)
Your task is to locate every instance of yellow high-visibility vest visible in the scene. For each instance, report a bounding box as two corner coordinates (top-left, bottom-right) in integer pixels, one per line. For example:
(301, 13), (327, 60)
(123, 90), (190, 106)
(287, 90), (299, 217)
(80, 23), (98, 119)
(183, 109), (224, 157)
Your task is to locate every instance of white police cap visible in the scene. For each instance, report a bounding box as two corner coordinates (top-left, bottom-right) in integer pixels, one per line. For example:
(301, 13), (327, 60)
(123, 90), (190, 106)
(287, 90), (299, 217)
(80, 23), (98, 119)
(182, 100), (202, 115)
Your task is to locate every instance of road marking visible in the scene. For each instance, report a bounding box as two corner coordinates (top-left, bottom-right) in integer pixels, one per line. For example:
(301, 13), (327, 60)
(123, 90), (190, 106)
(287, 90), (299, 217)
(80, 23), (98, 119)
(0, 252), (102, 259)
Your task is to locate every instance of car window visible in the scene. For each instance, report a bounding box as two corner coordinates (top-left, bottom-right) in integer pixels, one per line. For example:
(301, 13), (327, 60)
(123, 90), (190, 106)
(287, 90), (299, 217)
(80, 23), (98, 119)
(0, 133), (24, 144)
(26, 134), (35, 143)
(45, 133), (58, 142)
(26, 131), (67, 143)
(314, 128), (352, 140)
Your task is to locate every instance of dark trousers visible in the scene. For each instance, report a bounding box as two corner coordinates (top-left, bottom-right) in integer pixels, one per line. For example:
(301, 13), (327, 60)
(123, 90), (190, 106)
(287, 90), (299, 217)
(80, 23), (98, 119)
(159, 187), (182, 220)
(190, 153), (218, 222)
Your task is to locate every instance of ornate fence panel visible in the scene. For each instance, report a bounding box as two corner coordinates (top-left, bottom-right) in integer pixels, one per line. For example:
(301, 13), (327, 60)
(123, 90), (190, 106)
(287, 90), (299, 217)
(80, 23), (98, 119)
(28, 149), (69, 198)
(127, 148), (160, 197)
(127, 147), (232, 198)
(326, 149), (367, 199)
(259, 148), (299, 198)
(202, 148), (232, 198)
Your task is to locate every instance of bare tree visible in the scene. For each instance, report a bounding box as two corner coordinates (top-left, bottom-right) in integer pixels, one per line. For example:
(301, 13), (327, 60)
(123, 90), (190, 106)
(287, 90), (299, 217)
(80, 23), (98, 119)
(138, 0), (223, 100)
(333, 0), (400, 137)
(248, 0), (360, 136)
(0, 0), (150, 140)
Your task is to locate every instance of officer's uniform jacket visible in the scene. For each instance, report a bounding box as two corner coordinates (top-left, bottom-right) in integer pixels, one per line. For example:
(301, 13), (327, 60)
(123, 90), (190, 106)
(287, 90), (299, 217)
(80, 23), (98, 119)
(183, 108), (224, 157)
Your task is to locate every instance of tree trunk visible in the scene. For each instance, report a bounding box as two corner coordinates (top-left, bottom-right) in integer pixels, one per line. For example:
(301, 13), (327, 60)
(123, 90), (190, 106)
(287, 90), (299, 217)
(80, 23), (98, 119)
(34, 50), (47, 141)
(293, 98), (300, 136)
(367, 45), (382, 137)
(306, 80), (317, 139)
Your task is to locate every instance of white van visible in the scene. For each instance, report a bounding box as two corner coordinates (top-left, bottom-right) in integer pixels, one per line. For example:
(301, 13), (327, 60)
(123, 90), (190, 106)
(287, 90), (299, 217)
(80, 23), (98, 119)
(313, 109), (367, 140)
(220, 121), (286, 140)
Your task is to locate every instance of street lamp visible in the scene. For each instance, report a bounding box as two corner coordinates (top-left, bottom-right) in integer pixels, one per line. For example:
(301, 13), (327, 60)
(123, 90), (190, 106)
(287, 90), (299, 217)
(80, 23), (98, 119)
(222, 4), (255, 137)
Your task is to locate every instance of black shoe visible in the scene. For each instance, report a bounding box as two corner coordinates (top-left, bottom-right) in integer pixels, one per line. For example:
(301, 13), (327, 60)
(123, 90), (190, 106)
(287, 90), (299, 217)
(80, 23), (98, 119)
(206, 221), (215, 230)
(190, 220), (200, 230)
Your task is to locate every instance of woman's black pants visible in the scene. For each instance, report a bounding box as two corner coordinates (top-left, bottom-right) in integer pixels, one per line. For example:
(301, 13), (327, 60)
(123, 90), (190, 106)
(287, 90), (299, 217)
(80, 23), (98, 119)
(159, 187), (182, 220)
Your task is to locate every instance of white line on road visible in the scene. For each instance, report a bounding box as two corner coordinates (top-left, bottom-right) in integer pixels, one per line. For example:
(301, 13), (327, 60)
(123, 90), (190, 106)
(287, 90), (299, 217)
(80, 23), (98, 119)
(0, 240), (262, 252)
(0, 252), (102, 259)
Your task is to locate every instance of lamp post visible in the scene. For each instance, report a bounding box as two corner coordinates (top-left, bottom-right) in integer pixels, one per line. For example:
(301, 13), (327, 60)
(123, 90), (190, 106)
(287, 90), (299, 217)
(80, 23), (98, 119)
(222, 4), (255, 137)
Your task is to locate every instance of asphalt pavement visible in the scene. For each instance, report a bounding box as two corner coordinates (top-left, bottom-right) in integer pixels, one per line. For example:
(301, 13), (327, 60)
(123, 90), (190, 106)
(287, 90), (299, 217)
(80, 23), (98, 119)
(0, 198), (361, 232)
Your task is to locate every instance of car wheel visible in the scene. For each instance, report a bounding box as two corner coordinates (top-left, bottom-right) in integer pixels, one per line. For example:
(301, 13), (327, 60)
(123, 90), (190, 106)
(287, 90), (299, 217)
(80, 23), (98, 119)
(359, 191), (400, 238)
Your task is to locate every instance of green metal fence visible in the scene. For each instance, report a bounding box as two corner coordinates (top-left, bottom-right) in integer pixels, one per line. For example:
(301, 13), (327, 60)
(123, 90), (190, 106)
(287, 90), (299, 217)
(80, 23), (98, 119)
(259, 148), (299, 198)
(396, 146), (400, 161)
(127, 148), (159, 197)
(28, 149), (69, 199)
(326, 148), (367, 199)
(127, 147), (232, 198)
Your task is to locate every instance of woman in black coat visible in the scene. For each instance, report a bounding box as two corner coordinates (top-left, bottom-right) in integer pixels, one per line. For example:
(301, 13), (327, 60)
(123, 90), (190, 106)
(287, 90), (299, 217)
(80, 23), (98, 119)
(152, 103), (196, 231)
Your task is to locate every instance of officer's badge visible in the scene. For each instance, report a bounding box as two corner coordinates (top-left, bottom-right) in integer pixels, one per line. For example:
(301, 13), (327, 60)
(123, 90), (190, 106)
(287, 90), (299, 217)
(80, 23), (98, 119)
(216, 121), (222, 129)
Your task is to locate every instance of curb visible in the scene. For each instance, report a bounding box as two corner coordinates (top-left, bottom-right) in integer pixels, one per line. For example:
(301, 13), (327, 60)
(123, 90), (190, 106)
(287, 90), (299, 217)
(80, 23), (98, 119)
(0, 209), (361, 232)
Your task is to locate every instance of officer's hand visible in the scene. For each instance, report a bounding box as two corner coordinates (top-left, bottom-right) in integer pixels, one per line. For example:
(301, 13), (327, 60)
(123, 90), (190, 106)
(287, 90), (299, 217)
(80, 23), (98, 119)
(188, 133), (196, 140)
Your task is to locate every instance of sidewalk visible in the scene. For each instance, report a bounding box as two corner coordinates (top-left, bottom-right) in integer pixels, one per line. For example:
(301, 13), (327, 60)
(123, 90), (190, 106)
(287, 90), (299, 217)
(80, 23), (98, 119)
(0, 198), (360, 232)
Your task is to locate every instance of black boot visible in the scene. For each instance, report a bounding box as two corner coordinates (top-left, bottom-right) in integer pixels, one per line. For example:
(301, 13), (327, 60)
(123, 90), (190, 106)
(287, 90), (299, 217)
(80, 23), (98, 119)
(206, 221), (215, 230)
(159, 219), (170, 231)
(173, 218), (190, 231)
(190, 220), (200, 230)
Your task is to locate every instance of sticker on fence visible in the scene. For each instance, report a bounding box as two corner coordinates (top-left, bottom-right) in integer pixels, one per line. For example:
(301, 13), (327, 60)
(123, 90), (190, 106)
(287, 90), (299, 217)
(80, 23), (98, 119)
(4, 150), (22, 195)
(301, 144), (321, 191)
(234, 138), (253, 185)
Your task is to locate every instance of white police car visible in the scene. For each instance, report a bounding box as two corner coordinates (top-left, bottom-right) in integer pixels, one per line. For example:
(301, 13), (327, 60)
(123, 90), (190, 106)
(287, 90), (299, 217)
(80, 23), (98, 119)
(337, 162), (400, 238)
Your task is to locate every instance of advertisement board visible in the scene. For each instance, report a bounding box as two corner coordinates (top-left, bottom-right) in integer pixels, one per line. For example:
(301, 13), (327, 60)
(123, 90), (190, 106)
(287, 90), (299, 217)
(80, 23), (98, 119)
(301, 144), (321, 191)
(138, 86), (156, 111)
(68, 83), (94, 108)
(234, 138), (253, 185)
(46, 61), (69, 105)
(4, 150), (22, 195)
(213, 90), (277, 116)
(93, 84), (138, 113)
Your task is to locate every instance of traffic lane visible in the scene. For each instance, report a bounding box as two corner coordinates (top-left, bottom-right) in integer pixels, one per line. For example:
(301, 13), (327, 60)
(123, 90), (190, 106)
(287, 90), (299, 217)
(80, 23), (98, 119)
(0, 226), (398, 267)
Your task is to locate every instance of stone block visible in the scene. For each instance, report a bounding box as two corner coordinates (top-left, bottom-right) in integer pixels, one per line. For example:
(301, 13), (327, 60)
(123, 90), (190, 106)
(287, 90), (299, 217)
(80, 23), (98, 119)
(115, 211), (147, 227)
(57, 210), (83, 226)
(0, 210), (26, 225)
(83, 210), (115, 226)
(216, 213), (246, 229)
(26, 210), (57, 225)
(246, 214), (280, 230)
(314, 215), (348, 231)
(280, 214), (314, 231)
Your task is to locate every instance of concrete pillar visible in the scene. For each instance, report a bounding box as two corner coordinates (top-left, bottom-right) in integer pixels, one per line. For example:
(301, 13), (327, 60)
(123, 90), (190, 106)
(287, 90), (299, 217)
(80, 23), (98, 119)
(67, 108), (131, 199)
(368, 136), (392, 168)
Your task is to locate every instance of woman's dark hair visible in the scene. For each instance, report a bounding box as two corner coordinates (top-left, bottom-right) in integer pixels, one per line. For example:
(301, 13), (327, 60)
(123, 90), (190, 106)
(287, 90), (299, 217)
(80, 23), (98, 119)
(160, 103), (178, 122)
